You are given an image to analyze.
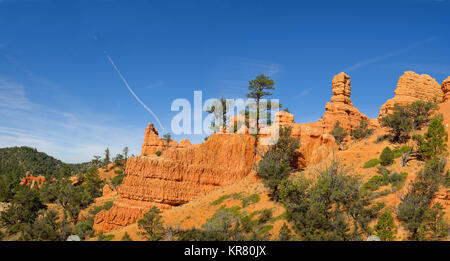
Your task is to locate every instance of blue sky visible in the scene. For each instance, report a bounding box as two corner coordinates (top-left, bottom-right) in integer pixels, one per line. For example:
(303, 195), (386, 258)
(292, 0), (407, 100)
(0, 0), (449, 163)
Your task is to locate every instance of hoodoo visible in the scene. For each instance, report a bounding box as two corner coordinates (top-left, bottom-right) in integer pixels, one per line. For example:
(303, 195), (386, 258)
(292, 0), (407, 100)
(318, 72), (375, 132)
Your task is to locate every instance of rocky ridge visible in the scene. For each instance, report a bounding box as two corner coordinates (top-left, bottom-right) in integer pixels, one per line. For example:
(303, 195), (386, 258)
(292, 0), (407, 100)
(379, 71), (443, 119)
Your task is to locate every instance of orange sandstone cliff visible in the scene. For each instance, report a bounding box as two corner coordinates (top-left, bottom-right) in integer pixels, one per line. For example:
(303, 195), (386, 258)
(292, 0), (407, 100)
(442, 76), (450, 103)
(379, 71), (444, 119)
(93, 126), (256, 232)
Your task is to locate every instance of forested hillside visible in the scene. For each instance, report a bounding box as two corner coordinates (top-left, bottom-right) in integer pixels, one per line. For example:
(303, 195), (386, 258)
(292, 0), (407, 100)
(0, 146), (93, 178)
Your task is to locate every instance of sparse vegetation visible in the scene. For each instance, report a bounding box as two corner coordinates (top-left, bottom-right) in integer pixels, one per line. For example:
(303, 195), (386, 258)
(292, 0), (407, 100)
(362, 168), (407, 192)
(381, 104), (413, 143)
(392, 146), (412, 159)
(138, 206), (165, 241)
(351, 119), (374, 140)
(97, 231), (114, 241)
(121, 232), (132, 241)
(397, 158), (448, 240)
(210, 193), (242, 206)
(413, 115), (448, 160)
(363, 158), (380, 168)
(278, 222), (294, 241)
(330, 121), (348, 150)
(278, 162), (383, 240)
(88, 201), (114, 216)
(374, 210), (397, 241)
(408, 100), (438, 130)
(379, 147), (394, 166)
(241, 194), (260, 208)
(171, 205), (274, 241)
(257, 126), (300, 202)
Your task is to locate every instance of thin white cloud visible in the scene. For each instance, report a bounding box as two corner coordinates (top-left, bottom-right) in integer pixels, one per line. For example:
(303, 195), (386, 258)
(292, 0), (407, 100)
(246, 60), (281, 76)
(343, 37), (439, 72)
(0, 79), (32, 110)
(295, 88), (312, 98)
(0, 77), (144, 163)
(4, 54), (55, 89)
(380, 63), (450, 75)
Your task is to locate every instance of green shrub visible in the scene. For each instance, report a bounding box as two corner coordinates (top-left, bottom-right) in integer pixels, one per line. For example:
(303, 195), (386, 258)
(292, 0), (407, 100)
(280, 162), (381, 240)
(138, 206), (165, 241)
(330, 121), (348, 149)
(155, 151), (162, 157)
(390, 172), (408, 189)
(88, 201), (114, 216)
(362, 170), (407, 192)
(397, 159), (447, 240)
(258, 225), (273, 235)
(257, 126), (300, 202)
(121, 232), (132, 241)
(257, 209), (273, 225)
(381, 104), (413, 143)
(414, 115), (448, 160)
(380, 147), (394, 166)
(241, 194), (260, 208)
(351, 119), (374, 140)
(363, 158), (380, 168)
(375, 135), (388, 144)
(73, 216), (95, 240)
(409, 100), (438, 130)
(374, 210), (397, 241)
(278, 223), (294, 241)
(97, 232), (114, 241)
(392, 146), (412, 159)
(111, 174), (125, 187)
(210, 193), (242, 206)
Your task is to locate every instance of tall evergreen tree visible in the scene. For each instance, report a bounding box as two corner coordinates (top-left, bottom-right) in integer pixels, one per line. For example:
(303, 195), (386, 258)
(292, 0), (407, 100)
(246, 74), (276, 135)
(104, 148), (111, 165)
(123, 146), (129, 159)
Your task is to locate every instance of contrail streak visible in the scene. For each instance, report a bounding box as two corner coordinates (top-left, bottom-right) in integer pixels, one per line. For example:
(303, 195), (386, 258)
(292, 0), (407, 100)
(106, 55), (166, 133)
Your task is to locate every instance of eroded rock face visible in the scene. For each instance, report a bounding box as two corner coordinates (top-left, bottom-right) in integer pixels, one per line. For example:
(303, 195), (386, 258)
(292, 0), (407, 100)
(274, 110), (294, 124)
(319, 72), (375, 132)
(20, 172), (45, 189)
(442, 76), (450, 102)
(260, 111), (338, 169)
(93, 132), (256, 232)
(330, 72), (352, 105)
(141, 123), (191, 156)
(379, 71), (443, 119)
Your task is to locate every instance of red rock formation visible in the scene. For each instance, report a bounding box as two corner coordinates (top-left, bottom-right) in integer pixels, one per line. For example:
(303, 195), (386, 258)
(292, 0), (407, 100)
(442, 76), (450, 102)
(379, 71), (443, 119)
(318, 72), (375, 132)
(20, 172), (46, 189)
(260, 111), (338, 169)
(93, 131), (256, 232)
(274, 111), (294, 124)
(140, 123), (193, 156)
